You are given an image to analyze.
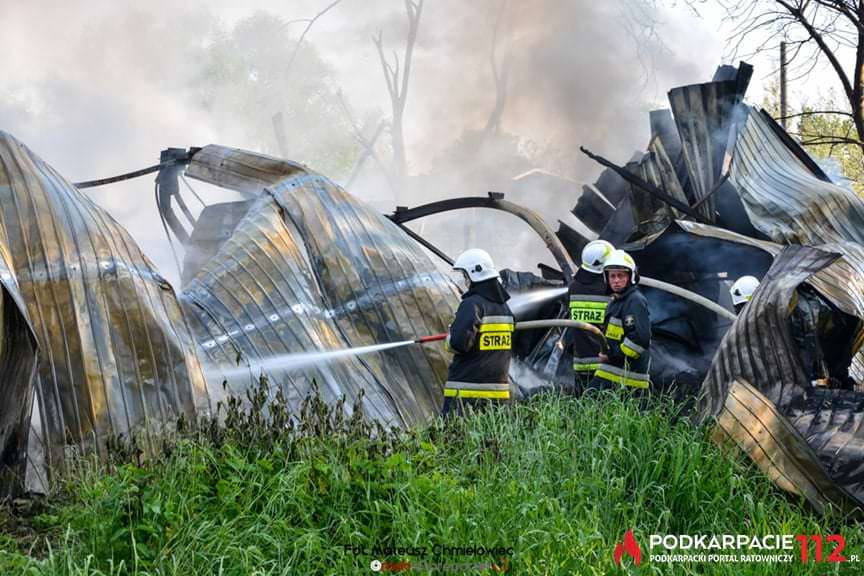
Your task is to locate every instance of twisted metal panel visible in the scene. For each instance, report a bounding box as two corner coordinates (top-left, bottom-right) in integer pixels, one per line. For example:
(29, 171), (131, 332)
(0, 132), (208, 475)
(698, 246), (864, 511)
(731, 108), (864, 245)
(184, 146), (459, 426)
(0, 239), (38, 495)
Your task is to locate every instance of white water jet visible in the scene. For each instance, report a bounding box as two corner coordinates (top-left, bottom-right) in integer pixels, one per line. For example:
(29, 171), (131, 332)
(210, 339), (415, 381)
(508, 286), (568, 316)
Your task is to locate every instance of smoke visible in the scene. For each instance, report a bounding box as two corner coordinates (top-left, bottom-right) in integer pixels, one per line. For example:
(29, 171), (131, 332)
(0, 0), (721, 284)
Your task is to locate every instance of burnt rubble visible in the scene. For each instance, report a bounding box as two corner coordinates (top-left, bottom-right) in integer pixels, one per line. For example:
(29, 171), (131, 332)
(562, 62), (864, 514)
(0, 62), (863, 516)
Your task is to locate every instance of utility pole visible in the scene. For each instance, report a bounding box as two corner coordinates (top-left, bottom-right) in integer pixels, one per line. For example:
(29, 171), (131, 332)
(780, 41), (788, 130)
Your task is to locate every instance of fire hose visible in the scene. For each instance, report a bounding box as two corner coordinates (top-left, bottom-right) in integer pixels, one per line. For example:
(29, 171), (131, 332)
(414, 319), (607, 352)
(415, 279), (735, 351)
(640, 276), (737, 321)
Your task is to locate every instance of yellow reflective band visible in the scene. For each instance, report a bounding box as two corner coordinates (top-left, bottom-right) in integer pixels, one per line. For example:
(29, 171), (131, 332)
(479, 323), (515, 333)
(478, 332), (512, 350)
(569, 301), (607, 309)
(605, 323), (624, 341)
(621, 343), (641, 359)
(443, 389), (511, 399)
(573, 362), (599, 372)
(594, 369), (649, 389)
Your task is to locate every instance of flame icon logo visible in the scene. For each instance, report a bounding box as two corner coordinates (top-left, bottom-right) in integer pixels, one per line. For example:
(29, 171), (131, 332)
(614, 530), (642, 566)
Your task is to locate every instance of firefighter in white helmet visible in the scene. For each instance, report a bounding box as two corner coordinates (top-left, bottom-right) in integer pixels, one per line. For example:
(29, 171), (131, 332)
(588, 249), (652, 391)
(730, 275), (760, 314)
(443, 248), (513, 416)
(567, 239), (614, 391)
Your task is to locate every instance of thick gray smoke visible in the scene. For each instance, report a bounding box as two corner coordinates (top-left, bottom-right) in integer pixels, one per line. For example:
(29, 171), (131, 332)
(0, 0), (721, 283)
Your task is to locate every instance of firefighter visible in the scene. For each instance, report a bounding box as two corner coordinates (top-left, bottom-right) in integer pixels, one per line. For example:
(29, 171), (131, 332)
(442, 248), (514, 416)
(730, 275), (760, 314)
(568, 240), (614, 391)
(588, 249), (651, 391)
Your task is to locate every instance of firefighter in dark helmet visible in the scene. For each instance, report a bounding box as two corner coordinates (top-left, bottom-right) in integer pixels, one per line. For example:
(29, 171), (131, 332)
(442, 248), (513, 416)
(588, 249), (651, 391)
(568, 239), (614, 391)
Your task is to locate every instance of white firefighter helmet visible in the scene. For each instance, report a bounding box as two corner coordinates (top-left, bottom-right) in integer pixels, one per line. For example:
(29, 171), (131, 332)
(730, 275), (760, 306)
(603, 249), (639, 285)
(452, 248), (499, 283)
(580, 239), (615, 273)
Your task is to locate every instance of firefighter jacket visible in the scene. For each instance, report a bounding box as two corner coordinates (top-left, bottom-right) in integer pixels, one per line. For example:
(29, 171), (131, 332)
(595, 283), (651, 388)
(445, 278), (514, 400)
(568, 268), (611, 374)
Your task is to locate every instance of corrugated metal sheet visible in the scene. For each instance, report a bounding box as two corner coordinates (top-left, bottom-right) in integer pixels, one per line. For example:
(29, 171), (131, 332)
(0, 132), (208, 478)
(0, 135), (460, 494)
(731, 107), (864, 245)
(698, 246), (864, 511)
(668, 79), (742, 222)
(0, 239), (38, 495)
(181, 193), (403, 424)
(634, 136), (688, 232)
(713, 378), (860, 515)
(183, 145), (459, 426)
(677, 221), (864, 385)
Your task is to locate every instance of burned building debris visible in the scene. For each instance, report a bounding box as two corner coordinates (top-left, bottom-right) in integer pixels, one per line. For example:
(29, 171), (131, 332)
(0, 60), (863, 517)
(566, 62), (864, 514)
(180, 145), (457, 427)
(0, 136), (462, 493)
(0, 132), (208, 492)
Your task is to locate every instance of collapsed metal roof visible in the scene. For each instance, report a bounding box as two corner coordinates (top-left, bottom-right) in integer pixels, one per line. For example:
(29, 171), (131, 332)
(0, 60), (863, 517)
(0, 136), (460, 492)
(698, 245), (864, 513)
(567, 62), (864, 514)
(0, 133), (208, 490)
(180, 145), (457, 427)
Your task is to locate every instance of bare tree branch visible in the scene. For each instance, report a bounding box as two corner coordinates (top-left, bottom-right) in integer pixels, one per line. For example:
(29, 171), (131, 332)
(778, 109), (856, 119)
(717, 0), (864, 150)
(285, 0), (344, 75)
(775, 0), (854, 104)
(482, 0), (510, 139)
(372, 0), (425, 180)
(335, 90), (395, 192)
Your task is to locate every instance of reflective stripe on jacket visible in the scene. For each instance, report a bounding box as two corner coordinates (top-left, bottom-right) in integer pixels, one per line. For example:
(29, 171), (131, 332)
(443, 381), (511, 399)
(595, 284), (651, 388)
(568, 269), (609, 373)
(446, 279), (513, 396)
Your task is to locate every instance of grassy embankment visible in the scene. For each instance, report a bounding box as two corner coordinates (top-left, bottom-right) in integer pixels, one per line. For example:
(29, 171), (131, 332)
(0, 384), (860, 575)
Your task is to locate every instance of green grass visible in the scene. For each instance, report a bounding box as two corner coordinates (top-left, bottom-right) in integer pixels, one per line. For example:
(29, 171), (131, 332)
(0, 387), (861, 575)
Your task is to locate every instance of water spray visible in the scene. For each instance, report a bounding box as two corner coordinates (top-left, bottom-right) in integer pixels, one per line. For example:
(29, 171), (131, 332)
(508, 286), (568, 317)
(208, 319), (605, 382)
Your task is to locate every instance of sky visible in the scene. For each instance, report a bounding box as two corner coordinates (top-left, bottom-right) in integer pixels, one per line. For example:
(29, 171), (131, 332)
(0, 0), (836, 283)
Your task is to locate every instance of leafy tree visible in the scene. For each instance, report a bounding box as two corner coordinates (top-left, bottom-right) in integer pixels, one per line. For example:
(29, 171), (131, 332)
(797, 96), (864, 193)
(196, 12), (359, 178)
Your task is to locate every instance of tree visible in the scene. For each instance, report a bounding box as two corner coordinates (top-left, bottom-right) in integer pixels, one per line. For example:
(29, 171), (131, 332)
(798, 94), (864, 191)
(373, 0), (425, 181)
(481, 0), (511, 142)
(196, 12), (359, 178)
(703, 1), (864, 153)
